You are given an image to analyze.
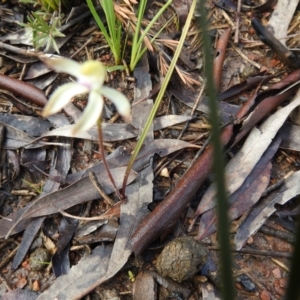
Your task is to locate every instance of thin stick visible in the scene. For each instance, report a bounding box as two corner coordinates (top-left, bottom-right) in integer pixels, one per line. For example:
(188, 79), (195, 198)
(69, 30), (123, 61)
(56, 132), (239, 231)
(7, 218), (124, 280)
(51, 204), (115, 221)
(0, 272), (12, 291)
(209, 246), (292, 258)
(231, 42), (261, 69)
(234, 0), (241, 43)
(89, 171), (115, 206)
(97, 118), (123, 200)
(191, 83), (205, 115)
(0, 244), (19, 269)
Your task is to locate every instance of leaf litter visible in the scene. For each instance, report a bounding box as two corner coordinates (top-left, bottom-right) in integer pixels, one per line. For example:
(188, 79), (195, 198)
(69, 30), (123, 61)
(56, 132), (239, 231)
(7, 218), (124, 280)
(2, 0), (300, 299)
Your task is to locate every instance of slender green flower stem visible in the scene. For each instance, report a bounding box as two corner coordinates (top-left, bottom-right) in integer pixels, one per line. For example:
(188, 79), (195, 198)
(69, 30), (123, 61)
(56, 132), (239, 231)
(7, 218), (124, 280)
(285, 213), (300, 300)
(97, 118), (122, 201)
(122, 0), (197, 198)
(197, 2), (236, 300)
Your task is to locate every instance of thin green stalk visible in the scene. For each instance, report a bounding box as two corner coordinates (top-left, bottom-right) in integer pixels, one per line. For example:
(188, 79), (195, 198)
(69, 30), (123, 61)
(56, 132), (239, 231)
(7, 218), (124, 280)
(197, 1), (235, 300)
(97, 118), (122, 201)
(130, 0), (146, 62)
(284, 213), (300, 300)
(122, 0), (197, 198)
(129, 0), (172, 71)
(130, 14), (175, 71)
(86, 0), (121, 64)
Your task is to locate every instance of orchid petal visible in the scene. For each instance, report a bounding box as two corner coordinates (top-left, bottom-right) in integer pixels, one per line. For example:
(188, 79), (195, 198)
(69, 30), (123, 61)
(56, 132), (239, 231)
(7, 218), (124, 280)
(42, 82), (88, 117)
(43, 57), (82, 78)
(72, 90), (103, 134)
(101, 86), (131, 118)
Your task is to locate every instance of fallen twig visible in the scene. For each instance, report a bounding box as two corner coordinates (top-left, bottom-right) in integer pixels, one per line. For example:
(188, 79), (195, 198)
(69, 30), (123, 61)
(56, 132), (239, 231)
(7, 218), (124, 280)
(213, 27), (231, 91)
(0, 73), (47, 106)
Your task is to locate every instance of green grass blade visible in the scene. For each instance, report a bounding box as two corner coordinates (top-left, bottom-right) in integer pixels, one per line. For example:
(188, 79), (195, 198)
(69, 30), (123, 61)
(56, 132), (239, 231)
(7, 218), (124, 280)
(101, 0), (116, 38)
(130, 0), (172, 71)
(101, 0), (121, 63)
(284, 213), (300, 300)
(136, 0), (172, 49)
(86, 0), (120, 64)
(130, 0), (146, 66)
(122, 0), (197, 198)
(131, 13), (175, 71)
(197, 1), (236, 299)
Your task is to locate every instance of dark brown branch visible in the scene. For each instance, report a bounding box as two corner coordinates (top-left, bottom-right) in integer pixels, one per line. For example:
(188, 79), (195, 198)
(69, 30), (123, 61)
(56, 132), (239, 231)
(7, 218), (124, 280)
(0, 73), (47, 107)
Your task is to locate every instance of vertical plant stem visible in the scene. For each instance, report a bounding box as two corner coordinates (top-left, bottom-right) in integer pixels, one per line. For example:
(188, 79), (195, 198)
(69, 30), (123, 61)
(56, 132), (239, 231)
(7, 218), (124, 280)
(122, 0), (197, 198)
(285, 213), (300, 300)
(130, 0), (146, 68)
(97, 118), (123, 201)
(197, 2), (236, 300)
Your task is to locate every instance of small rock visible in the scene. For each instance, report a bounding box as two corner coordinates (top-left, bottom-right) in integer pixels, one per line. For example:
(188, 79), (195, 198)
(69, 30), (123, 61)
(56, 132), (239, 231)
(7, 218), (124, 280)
(272, 267), (281, 279)
(236, 274), (256, 292)
(260, 289), (271, 300)
(273, 279), (286, 296)
(156, 236), (208, 282)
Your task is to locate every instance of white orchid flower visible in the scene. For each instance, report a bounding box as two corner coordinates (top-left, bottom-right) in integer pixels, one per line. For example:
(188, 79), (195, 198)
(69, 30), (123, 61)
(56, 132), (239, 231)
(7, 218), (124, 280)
(42, 57), (131, 134)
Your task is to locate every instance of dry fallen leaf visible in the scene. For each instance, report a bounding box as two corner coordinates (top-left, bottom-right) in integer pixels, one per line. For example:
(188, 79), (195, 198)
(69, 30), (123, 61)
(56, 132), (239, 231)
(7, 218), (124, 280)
(196, 88), (300, 217)
(235, 170), (300, 250)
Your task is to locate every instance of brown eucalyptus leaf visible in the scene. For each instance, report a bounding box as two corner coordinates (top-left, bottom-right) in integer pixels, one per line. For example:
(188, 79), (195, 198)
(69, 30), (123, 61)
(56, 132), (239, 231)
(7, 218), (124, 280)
(36, 245), (112, 300)
(41, 123), (138, 142)
(233, 87), (297, 145)
(197, 162), (271, 240)
(235, 170), (300, 250)
(0, 167), (137, 238)
(169, 87), (240, 123)
(213, 28), (231, 92)
(195, 128), (279, 241)
(0, 73), (47, 107)
(279, 122), (300, 151)
(0, 122), (50, 149)
(195, 135), (281, 217)
(0, 113), (52, 136)
(196, 88), (300, 216)
(153, 115), (192, 131)
(217, 75), (269, 102)
(25, 73), (58, 90)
